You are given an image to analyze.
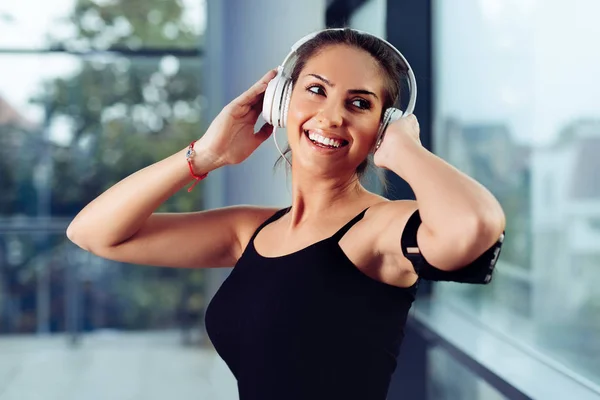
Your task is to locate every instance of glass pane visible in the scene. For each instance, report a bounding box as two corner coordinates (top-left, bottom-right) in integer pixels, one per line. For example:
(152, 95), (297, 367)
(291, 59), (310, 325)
(0, 45), (221, 400)
(0, 0), (205, 50)
(0, 53), (204, 218)
(428, 347), (508, 400)
(0, 232), (208, 334)
(0, 50), (206, 331)
(0, 235), (237, 399)
(433, 0), (600, 387)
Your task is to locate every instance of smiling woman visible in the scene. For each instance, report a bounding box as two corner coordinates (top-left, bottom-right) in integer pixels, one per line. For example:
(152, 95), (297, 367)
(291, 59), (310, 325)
(272, 29), (410, 187)
(66, 28), (505, 400)
(291, 47), (386, 162)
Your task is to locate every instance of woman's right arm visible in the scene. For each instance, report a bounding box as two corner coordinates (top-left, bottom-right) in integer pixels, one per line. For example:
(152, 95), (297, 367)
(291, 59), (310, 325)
(66, 68), (279, 268)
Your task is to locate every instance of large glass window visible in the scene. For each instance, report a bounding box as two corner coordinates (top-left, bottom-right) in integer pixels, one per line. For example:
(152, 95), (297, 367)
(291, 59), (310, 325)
(433, 0), (600, 387)
(0, 0), (213, 398)
(428, 347), (508, 400)
(0, 0), (205, 50)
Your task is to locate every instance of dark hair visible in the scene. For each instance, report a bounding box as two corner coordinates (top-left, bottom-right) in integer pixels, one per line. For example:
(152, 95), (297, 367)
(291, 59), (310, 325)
(274, 28), (408, 192)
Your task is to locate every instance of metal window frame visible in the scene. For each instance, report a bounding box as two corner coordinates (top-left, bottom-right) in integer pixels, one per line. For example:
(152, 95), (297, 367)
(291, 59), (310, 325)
(0, 47), (202, 57)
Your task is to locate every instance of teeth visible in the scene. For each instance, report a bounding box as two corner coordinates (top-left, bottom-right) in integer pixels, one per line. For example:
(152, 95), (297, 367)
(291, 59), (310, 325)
(306, 130), (343, 148)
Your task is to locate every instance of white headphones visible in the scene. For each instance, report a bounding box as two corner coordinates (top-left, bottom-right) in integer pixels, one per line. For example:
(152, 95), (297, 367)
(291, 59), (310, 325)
(262, 28), (418, 165)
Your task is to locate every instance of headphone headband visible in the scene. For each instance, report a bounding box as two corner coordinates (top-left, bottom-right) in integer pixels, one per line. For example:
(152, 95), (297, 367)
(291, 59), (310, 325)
(278, 28), (417, 115)
(262, 28), (418, 166)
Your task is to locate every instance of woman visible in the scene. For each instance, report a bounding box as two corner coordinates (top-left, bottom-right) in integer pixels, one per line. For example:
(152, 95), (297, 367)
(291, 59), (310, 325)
(67, 29), (505, 399)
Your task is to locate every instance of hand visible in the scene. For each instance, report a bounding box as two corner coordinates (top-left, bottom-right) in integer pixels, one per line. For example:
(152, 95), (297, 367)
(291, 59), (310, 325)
(373, 114), (421, 170)
(194, 68), (278, 166)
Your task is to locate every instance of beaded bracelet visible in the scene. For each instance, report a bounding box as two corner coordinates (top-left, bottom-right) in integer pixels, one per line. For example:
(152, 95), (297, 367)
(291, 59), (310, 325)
(186, 141), (208, 192)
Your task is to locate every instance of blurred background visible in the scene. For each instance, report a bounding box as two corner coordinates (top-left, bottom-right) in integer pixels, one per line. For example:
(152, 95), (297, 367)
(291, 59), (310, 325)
(0, 0), (598, 399)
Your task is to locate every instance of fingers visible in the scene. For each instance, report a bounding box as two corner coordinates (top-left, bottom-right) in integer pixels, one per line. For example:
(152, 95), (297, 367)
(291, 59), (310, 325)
(233, 68), (278, 107)
(259, 68), (279, 84)
(253, 122), (274, 141)
(405, 113), (419, 125)
(394, 113), (419, 129)
(406, 113), (420, 130)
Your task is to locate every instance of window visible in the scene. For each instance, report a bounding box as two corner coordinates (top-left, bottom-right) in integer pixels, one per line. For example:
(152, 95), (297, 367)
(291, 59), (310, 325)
(433, 0), (600, 388)
(0, 1), (211, 397)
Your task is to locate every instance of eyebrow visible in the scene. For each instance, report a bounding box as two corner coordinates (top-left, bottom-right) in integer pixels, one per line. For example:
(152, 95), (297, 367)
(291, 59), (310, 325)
(306, 73), (379, 100)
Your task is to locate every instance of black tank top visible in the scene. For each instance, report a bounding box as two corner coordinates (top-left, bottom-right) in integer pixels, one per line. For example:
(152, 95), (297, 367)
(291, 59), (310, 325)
(205, 207), (417, 400)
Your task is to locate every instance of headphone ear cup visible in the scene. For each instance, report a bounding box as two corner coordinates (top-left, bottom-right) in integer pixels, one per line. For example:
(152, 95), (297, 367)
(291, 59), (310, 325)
(386, 107), (404, 125)
(279, 81), (293, 128)
(374, 108), (404, 151)
(262, 69), (281, 126)
(262, 67), (288, 127)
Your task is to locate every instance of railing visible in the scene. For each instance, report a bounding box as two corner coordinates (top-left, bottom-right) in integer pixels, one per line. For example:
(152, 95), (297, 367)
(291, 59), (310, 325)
(395, 297), (600, 400)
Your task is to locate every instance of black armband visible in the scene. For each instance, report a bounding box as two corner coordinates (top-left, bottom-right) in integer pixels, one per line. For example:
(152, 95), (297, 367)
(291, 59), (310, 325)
(401, 210), (504, 284)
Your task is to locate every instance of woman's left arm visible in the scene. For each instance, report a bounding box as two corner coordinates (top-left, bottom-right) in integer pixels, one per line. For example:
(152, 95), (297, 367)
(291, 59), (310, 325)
(373, 114), (506, 272)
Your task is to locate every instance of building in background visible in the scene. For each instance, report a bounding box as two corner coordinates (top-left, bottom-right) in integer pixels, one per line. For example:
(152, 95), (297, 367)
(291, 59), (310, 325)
(531, 119), (600, 318)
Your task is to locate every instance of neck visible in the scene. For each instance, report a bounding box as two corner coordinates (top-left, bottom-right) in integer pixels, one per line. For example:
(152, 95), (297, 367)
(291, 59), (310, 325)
(288, 163), (366, 225)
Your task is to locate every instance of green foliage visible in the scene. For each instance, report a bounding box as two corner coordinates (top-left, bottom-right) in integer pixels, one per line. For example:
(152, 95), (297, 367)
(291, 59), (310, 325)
(61, 0), (198, 49)
(1, 0), (207, 331)
(2, 0), (205, 217)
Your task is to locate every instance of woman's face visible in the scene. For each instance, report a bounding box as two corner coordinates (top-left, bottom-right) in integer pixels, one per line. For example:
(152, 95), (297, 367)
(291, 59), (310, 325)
(286, 44), (387, 177)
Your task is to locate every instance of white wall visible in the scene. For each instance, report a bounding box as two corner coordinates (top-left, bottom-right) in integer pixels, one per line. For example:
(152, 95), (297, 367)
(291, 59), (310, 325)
(203, 0), (326, 210)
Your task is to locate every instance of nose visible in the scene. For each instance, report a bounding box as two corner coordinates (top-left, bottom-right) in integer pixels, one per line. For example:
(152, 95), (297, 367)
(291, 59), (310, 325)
(317, 101), (344, 128)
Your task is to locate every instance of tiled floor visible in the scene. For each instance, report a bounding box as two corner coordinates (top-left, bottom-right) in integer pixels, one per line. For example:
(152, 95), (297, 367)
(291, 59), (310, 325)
(0, 330), (238, 400)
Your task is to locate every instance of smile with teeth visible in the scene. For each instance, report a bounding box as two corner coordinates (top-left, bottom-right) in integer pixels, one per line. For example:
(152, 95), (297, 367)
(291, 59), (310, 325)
(304, 130), (348, 149)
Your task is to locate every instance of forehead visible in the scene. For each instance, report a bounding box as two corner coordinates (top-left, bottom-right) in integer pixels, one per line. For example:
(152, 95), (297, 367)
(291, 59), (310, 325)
(301, 44), (386, 89)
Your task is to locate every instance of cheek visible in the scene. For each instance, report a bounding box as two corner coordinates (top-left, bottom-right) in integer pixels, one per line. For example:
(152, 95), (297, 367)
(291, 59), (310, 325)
(286, 93), (310, 145)
(355, 118), (382, 145)
(287, 92), (315, 125)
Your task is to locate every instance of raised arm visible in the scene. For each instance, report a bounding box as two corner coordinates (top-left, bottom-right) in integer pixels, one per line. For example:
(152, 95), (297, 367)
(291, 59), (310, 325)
(67, 68), (279, 268)
(373, 114), (506, 275)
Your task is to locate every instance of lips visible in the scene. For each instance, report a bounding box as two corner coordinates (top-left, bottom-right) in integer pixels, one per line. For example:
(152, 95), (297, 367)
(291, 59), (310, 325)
(303, 129), (349, 149)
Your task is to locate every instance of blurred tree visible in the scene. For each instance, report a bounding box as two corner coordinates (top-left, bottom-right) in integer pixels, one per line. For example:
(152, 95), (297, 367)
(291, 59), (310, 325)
(0, 12), (14, 23)
(0, 0), (207, 332)
(39, 0), (204, 216)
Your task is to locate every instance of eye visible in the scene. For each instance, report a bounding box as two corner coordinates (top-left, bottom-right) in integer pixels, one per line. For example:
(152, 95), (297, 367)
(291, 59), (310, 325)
(350, 98), (371, 110)
(306, 84), (326, 96)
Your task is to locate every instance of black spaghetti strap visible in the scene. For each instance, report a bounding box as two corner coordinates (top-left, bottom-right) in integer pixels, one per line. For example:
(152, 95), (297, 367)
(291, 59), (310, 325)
(331, 207), (370, 242)
(248, 207), (291, 243)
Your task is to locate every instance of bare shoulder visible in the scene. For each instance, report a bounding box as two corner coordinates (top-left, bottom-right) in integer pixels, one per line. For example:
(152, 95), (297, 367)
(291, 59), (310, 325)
(341, 197), (417, 247)
(363, 199), (418, 228)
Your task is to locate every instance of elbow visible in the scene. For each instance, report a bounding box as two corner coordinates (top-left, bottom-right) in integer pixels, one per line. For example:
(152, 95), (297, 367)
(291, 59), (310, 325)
(446, 214), (505, 271)
(66, 221), (91, 252)
(66, 220), (128, 257)
(455, 213), (504, 267)
(476, 204), (506, 240)
(461, 211), (504, 252)
(446, 209), (504, 248)
(66, 222), (76, 243)
(66, 220), (77, 244)
(419, 208), (505, 272)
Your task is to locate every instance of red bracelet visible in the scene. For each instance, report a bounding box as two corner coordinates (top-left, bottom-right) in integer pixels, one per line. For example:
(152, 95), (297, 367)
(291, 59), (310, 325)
(186, 141), (208, 192)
